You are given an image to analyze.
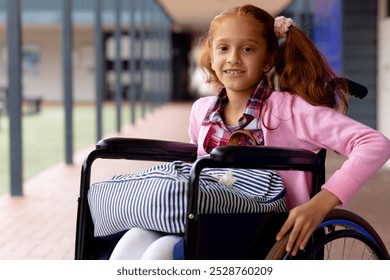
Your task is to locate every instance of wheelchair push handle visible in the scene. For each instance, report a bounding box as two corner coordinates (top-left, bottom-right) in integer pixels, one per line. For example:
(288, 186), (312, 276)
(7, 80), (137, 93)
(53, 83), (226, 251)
(327, 78), (368, 99)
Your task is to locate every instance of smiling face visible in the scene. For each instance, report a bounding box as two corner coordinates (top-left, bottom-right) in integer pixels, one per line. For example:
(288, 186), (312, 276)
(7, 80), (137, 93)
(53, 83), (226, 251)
(210, 15), (270, 97)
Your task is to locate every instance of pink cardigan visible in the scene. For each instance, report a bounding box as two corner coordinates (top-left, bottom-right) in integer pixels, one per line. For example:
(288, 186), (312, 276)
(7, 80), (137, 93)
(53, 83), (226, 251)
(188, 91), (390, 209)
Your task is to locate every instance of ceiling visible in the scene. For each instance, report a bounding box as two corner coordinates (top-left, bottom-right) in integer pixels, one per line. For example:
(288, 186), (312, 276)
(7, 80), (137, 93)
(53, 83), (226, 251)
(157, 0), (292, 34)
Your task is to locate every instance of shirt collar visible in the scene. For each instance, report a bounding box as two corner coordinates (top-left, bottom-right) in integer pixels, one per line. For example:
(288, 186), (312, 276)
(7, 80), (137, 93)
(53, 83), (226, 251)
(203, 80), (269, 128)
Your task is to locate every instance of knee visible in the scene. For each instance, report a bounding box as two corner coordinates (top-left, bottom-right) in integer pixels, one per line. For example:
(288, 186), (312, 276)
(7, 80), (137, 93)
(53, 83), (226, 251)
(141, 235), (183, 260)
(109, 228), (164, 260)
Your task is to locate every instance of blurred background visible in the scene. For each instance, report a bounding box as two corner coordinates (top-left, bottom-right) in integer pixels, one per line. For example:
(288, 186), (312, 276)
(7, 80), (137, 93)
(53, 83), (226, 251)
(1, 0), (389, 196)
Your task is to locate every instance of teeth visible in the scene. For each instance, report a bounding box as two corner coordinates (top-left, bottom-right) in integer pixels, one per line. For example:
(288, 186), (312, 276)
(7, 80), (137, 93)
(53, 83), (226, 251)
(225, 70), (243, 75)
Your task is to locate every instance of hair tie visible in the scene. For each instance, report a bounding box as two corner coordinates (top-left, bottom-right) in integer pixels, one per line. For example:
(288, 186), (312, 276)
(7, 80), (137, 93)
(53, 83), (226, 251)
(274, 16), (294, 39)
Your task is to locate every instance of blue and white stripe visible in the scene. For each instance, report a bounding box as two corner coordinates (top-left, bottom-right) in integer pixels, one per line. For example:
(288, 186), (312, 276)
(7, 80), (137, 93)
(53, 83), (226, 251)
(88, 161), (286, 237)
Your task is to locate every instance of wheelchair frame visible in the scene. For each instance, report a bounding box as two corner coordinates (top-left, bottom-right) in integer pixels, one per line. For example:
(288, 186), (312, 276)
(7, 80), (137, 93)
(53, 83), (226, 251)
(75, 138), (389, 260)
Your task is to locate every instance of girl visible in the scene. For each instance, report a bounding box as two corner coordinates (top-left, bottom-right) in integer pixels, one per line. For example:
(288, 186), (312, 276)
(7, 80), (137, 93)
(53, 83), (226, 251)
(90, 4), (390, 259)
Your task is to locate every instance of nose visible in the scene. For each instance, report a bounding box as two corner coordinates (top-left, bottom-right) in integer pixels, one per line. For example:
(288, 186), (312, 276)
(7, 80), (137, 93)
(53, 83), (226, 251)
(227, 49), (240, 65)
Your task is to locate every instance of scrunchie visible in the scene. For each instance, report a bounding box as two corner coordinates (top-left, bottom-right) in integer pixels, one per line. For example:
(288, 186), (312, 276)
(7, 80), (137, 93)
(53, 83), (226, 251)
(274, 16), (294, 39)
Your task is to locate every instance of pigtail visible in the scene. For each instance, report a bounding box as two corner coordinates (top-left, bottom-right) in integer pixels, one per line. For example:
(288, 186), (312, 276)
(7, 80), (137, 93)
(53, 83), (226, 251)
(276, 26), (349, 113)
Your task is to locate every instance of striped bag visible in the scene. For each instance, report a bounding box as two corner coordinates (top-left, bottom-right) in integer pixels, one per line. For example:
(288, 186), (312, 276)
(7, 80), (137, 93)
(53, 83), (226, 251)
(88, 160), (286, 237)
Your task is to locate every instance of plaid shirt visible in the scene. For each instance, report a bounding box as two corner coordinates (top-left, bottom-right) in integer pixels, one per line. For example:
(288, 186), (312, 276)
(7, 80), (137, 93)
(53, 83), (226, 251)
(202, 80), (268, 153)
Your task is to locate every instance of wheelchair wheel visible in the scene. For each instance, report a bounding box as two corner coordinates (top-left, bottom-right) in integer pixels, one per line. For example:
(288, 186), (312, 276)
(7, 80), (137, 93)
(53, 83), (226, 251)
(301, 228), (387, 260)
(266, 209), (389, 260)
(302, 209), (389, 260)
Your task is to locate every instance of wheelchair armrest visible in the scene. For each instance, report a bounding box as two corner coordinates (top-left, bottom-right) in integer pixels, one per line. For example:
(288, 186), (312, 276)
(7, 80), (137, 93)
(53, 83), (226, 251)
(209, 145), (321, 171)
(95, 137), (198, 162)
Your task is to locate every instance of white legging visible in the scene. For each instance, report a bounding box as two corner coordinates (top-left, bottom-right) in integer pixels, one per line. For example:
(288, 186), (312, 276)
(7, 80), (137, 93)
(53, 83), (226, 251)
(109, 228), (182, 260)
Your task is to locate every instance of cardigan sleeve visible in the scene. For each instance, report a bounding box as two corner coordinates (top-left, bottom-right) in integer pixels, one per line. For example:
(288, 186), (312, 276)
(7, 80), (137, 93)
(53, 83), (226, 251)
(289, 96), (390, 204)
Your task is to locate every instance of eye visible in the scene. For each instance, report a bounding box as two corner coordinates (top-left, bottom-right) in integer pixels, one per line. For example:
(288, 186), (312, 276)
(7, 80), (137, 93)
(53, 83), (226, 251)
(242, 47), (253, 52)
(216, 45), (228, 52)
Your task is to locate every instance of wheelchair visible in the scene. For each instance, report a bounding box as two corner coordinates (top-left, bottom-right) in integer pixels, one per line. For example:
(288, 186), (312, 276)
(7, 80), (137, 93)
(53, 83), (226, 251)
(75, 80), (389, 260)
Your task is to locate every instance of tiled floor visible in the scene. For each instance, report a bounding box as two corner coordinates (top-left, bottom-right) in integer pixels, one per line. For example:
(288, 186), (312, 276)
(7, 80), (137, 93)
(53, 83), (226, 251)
(0, 102), (388, 259)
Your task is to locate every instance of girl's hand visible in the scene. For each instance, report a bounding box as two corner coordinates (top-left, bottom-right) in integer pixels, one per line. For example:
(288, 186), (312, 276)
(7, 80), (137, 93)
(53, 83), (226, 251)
(276, 189), (341, 256)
